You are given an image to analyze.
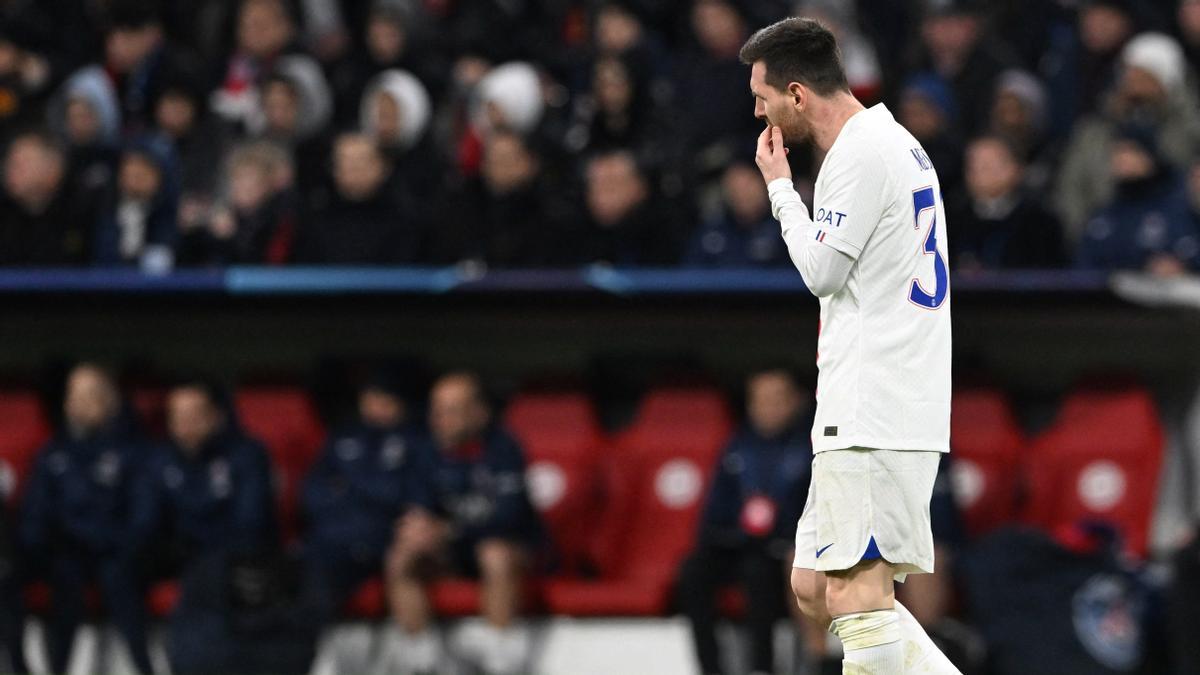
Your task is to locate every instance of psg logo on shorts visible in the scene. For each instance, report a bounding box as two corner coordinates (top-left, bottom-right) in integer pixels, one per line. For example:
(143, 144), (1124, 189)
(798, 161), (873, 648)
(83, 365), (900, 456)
(1071, 573), (1144, 671)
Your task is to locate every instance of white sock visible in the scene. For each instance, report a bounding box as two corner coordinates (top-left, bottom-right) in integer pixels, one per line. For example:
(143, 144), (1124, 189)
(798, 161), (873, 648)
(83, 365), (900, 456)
(479, 624), (531, 675)
(894, 601), (963, 674)
(829, 609), (903, 674)
(378, 627), (442, 674)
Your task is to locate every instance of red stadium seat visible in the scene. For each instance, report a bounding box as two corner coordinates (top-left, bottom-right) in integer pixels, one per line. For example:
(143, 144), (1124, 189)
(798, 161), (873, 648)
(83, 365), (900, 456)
(1022, 386), (1164, 559)
(234, 386), (325, 541)
(949, 388), (1025, 538)
(545, 387), (732, 616)
(129, 384), (168, 440)
(0, 389), (50, 505)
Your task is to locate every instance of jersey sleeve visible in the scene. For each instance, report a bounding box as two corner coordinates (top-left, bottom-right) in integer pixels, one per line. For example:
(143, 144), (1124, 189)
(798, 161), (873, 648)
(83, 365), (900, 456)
(811, 141), (890, 260)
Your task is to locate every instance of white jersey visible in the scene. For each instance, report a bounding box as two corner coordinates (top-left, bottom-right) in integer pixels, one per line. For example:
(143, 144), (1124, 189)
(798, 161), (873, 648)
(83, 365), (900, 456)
(792, 103), (952, 453)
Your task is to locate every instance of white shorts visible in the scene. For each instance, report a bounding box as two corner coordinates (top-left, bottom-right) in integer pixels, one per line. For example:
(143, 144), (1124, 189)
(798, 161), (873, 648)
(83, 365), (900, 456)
(792, 448), (941, 582)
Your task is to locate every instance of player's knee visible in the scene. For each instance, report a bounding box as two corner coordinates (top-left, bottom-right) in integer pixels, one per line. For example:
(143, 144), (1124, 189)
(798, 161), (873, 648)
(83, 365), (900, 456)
(477, 539), (521, 579)
(790, 567), (824, 617)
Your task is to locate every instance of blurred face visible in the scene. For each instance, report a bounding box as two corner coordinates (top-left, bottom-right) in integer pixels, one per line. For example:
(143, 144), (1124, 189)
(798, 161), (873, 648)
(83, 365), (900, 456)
(990, 91), (1031, 136)
(366, 14), (405, 63)
(595, 5), (642, 54)
(167, 388), (224, 456)
(239, 0), (293, 58)
(155, 92), (196, 139)
(1119, 66), (1167, 106)
(965, 139), (1022, 201)
(1080, 6), (1130, 54)
(229, 161), (271, 212)
(64, 366), (119, 435)
(429, 376), (489, 450)
(692, 0), (745, 57)
(4, 137), (64, 207)
(119, 153), (161, 201)
(1182, 0), (1200, 42)
(747, 372), (802, 438)
(333, 135), (386, 200)
(65, 98), (101, 145)
(749, 61), (809, 144)
(586, 153), (647, 226)
(921, 13), (978, 61)
(1110, 140), (1154, 181)
(482, 133), (537, 195)
(263, 80), (300, 136)
(898, 94), (944, 141)
(0, 41), (18, 75)
(594, 58), (634, 115)
(722, 164), (768, 223)
(105, 25), (160, 74)
(373, 92), (403, 145)
(359, 388), (405, 428)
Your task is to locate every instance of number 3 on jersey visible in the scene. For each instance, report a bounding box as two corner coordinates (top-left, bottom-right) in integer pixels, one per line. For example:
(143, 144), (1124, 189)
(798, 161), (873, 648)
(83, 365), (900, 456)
(908, 186), (948, 310)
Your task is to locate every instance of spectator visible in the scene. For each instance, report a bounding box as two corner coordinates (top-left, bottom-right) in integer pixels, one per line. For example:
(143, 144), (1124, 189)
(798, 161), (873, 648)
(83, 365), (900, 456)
(295, 132), (418, 264)
(101, 0), (200, 133)
(0, 26), (55, 130)
(153, 75), (226, 214)
(1057, 32), (1200, 239)
(798, 0), (883, 103)
(177, 141), (298, 266)
(0, 131), (90, 265)
(0, 506), (26, 674)
(456, 61), (546, 179)
(566, 53), (668, 160)
(897, 73), (964, 197)
(1076, 124), (1200, 275)
(431, 130), (580, 267)
(677, 368), (814, 675)
(50, 65), (121, 210)
(300, 373), (431, 661)
(384, 372), (540, 675)
(1180, 0), (1200, 72)
(912, 0), (1016, 138)
(359, 68), (441, 199)
(987, 69), (1055, 192)
(94, 134), (180, 271)
(684, 161), (791, 268)
(947, 136), (1065, 271)
(674, 0), (760, 177)
(1041, 0), (1136, 139)
(211, 0), (300, 130)
(583, 149), (680, 265)
(253, 55), (333, 198)
(19, 364), (153, 674)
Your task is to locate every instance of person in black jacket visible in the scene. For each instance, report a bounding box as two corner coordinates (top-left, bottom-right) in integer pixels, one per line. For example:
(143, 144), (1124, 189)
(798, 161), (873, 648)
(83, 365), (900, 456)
(295, 133), (419, 264)
(0, 131), (91, 266)
(299, 373), (431, 631)
(677, 368), (814, 675)
(19, 363), (153, 674)
(384, 372), (540, 675)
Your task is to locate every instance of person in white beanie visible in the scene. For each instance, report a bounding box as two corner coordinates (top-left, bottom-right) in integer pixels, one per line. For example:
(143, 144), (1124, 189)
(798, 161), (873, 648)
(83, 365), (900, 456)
(360, 69), (432, 153)
(471, 62), (545, 137)
(1055, 31), (1200, 241)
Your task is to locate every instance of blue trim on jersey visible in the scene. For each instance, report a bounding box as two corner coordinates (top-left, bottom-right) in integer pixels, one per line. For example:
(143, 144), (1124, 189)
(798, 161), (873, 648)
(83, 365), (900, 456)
(860, 536), (882, 561)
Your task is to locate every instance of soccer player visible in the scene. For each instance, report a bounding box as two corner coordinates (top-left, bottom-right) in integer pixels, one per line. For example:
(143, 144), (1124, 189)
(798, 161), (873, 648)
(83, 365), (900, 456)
(739, 18), (960, 674)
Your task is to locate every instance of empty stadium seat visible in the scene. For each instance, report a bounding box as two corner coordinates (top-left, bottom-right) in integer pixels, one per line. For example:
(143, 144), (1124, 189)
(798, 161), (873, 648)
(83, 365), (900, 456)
(544, 387), (733, 616)
(1022, 386), (1164, 558)
(0, 389), (50, 504)
(949, 388), (1025, 538)
(234, 386), (326, 541)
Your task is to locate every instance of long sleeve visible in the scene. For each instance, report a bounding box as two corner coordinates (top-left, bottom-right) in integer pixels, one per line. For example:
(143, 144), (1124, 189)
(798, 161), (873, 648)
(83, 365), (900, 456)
(768, 178), (855, 297)
(19, 450), (54, 554)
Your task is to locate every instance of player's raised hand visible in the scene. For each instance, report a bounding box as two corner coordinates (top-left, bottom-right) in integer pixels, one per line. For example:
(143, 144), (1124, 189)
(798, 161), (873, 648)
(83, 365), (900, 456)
(755, 125), (791, 185)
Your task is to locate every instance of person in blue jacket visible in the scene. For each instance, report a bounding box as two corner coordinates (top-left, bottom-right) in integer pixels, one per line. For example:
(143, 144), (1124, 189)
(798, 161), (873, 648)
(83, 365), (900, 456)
(384, 372), (539, 675)
(677, 367), (814, 675)
(131, 379), (276, 567)
(1076, 123), (1200, 275)
(300, 372), (431, 630)
(19, 363), (154, 675)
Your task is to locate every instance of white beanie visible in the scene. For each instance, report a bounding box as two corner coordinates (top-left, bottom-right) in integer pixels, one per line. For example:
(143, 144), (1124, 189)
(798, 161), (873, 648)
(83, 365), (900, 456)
(1121, 32), (1186, 91)
(471, 61), (544, 135)
(361, 69), (432, 150)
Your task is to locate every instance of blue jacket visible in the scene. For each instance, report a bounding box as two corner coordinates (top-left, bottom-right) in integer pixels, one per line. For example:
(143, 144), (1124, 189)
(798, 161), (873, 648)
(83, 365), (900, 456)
(1076, 176), (1200, 272)
(423, 428), (539, 544)
(20, 418), (145, 556)
(302, 424), (431, 556)
(131, 429), (275, 555)
(697, 420), (812, 551)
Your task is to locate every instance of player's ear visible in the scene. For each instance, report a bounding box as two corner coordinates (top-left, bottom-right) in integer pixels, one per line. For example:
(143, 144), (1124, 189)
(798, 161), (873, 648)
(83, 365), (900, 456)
(788, 82), (806, 110)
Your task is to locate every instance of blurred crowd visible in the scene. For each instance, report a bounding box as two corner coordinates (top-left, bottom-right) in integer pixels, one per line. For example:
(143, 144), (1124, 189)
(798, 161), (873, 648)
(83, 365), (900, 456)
(1, 0), (1200, 274)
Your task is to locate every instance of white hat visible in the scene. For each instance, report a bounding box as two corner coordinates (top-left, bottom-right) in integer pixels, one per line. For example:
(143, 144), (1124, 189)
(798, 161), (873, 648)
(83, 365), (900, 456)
(361, 69), (432, 150)
(1121, 32), (1186, 91)
(472, 61), (544, 135)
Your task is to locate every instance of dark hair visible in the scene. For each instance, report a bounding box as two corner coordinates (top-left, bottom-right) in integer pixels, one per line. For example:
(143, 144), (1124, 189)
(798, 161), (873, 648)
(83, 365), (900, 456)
(968, 134), (1024, 165)
(738, 17), (849, 96)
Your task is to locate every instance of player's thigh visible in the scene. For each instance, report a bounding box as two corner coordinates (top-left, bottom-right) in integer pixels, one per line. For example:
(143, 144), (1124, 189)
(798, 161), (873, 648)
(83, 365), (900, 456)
(823, 558), (895, 617)
(789, 566), (826, 611)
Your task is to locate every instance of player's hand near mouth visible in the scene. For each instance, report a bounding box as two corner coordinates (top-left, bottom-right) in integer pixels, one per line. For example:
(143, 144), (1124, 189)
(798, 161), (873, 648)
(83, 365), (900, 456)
(755, 125), (791, 184)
